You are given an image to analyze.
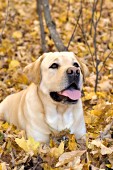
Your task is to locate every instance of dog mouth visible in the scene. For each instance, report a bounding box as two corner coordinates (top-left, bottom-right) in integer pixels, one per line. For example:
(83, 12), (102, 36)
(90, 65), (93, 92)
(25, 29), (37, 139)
(50, 83), (81, 104)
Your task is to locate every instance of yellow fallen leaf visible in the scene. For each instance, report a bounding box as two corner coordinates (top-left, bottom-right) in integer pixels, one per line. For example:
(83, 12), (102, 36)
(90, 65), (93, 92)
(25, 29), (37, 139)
(30, 31), (38, 37)
(9, 60), (20, 69)
(27, 137), (40, 154)
(90, 110), (102, 116)
(12, 31), (23, 39)
(106, 164), (112, 168)
(0, 39), (12, 54)
(83, 92), (96, 101)
(85, 116), (92, 124)
(97, 92), (107, 98)
(15, 137), (40, 155)
(1, 122), (10, 130)
(106, 108), (113, 116)
(88, 132), (99, 139)
(108, 42), (113, 49)
(50, 141), (64, 158)
(68, 134), (77, 151)
(59, 15), (66, 22)
(15, 137), (29, 152)
(101, 34), (109, 42)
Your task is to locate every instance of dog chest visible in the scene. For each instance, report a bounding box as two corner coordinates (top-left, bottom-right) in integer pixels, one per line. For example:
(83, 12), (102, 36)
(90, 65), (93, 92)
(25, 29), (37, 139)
(45, 108), (74, 131)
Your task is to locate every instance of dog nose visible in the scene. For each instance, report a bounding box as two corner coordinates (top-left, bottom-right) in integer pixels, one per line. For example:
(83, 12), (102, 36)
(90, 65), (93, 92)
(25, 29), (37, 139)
(66, 67), (80, 76)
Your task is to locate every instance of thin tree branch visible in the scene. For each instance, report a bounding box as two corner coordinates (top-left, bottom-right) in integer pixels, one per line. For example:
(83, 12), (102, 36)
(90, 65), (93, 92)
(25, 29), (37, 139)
(80, 0), (84, 33)
(78, 23), (95, 67)
(0, 0), (9, 43)
(66, 0), (70, 21)
(67, 7), (82, 50)
(90, 0), (98, 35)
(37, 0), (47, 52)
(95, 0), (103, 25)
(42, 0), (67, 51)
(99, 49), (113, 73)
(92, 0), (103, 92)
(93, 10), (98, 93)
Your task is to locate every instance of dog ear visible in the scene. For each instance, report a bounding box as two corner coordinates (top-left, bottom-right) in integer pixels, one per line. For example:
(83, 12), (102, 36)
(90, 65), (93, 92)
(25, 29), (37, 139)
(23, 55), (45, 85)
(76, 56), (89, 79)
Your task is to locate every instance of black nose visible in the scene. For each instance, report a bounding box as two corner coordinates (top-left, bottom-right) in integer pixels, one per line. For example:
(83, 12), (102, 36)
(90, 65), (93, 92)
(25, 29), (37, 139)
(66, 67), (80, 76)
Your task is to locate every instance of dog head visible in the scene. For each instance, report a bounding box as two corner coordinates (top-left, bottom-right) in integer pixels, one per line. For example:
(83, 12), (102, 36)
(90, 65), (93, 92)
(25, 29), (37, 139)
(24, 52), (88, 104)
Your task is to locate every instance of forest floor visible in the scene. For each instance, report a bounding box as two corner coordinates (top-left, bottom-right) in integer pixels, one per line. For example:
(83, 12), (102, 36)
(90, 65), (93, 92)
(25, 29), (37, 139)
(0, 0), (113, 169)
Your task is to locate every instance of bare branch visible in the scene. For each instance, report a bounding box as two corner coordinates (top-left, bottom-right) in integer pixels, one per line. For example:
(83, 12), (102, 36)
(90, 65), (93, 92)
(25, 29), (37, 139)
(95, 0), (103, 25)
(42, 0), (67, 51)
(37, 0), (47, 52)
(93, 9), (98, 93)
(66, 0), (70, 21)
(90, 0), (98, 35)
(67, 0), (85, 50)
(80, 0), (84, 33)
(0, 0), (9, 43)
(78, 23), (95, 67)
(92, 0), (104, 92)
(67, 8), (82, 50)
(99, 49), (113, 73)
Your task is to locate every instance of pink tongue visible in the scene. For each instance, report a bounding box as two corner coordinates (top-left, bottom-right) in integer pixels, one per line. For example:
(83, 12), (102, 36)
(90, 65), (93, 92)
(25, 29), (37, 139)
(58, 89), (81, 100)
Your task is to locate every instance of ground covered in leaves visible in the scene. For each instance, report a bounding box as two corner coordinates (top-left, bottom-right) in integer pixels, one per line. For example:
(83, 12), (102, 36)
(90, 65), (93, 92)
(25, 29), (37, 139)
(0, 0), (113, 169)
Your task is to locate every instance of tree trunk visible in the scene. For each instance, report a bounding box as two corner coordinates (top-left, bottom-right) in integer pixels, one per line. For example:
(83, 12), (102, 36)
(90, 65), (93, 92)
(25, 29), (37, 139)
(37, 0), (47, 52)
(42, 0), (67, 51)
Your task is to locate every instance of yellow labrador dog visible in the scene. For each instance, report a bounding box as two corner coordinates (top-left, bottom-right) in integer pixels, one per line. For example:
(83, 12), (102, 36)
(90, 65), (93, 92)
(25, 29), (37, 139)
(0, 52), (88, 142)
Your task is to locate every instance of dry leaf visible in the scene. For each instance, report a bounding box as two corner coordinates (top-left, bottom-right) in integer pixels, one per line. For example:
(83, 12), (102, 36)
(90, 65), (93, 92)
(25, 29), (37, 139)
(0, 162), (7, 170)
(101, 144), (113, 155)
(50, 141), (64, 158)
(91, 139), (102, 147)
(15, 137), (40, 155)
(0, 0), (113, 169)
(9, 60), (20, 69)
(56, 150), (86, 167)
(12, 31), (23, 39)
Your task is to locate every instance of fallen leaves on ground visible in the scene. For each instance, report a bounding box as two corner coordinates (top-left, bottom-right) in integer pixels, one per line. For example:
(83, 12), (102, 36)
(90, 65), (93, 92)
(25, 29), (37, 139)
(0, 0), (113, 169)
(15, 137), (40, 155)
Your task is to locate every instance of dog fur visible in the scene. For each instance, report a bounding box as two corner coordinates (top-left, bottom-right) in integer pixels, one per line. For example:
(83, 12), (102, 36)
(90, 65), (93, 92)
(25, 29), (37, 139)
(0, 52), (88, 142)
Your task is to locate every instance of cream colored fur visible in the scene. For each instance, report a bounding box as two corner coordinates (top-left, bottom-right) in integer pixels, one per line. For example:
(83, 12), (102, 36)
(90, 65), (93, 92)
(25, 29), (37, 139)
(0, 52), (88, 142)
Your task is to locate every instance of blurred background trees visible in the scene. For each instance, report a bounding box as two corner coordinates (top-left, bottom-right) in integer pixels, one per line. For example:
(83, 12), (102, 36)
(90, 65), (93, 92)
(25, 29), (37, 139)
(37, 0), (113, 92)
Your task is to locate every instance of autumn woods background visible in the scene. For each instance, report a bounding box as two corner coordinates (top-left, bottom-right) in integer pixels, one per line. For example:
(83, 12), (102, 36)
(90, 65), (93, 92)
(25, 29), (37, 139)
(0, 0), (113, 169)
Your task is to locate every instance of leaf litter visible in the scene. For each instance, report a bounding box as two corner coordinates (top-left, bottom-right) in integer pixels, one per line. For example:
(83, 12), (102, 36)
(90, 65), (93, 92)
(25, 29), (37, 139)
(0, 0), (113, 169)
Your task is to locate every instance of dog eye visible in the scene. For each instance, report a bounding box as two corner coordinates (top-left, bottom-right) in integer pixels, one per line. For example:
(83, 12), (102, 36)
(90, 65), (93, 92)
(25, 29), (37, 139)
(73, 62), (79, 67)
(49, 63), (59, 69)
